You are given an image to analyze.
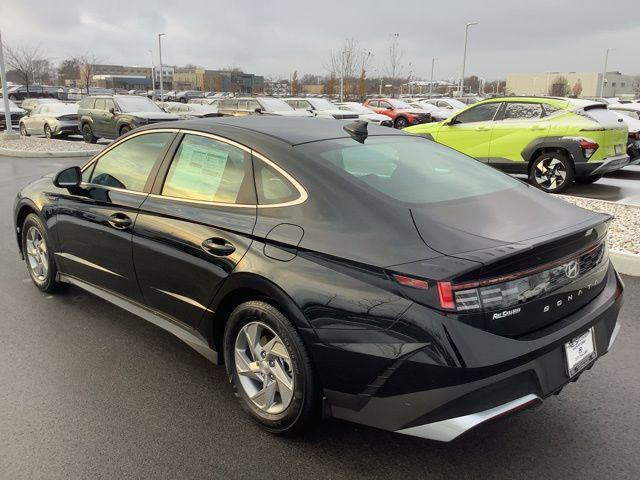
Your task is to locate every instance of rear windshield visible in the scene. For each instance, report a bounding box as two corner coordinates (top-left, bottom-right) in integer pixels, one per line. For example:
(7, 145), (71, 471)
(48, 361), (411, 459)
(299, 136), (518, 204)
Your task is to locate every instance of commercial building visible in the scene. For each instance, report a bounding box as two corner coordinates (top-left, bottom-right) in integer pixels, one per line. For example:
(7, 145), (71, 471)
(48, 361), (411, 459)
(173, 68), (263, 94)
(153, 66), (175, 89)
(506, 71), (639, 98)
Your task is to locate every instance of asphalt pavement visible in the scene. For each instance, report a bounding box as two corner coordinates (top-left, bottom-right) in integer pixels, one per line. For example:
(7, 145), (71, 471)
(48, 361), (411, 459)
(1, 155), (639, 480)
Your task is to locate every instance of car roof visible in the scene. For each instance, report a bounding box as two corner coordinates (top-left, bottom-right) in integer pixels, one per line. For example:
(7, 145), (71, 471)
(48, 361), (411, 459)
(138, 116), (410, 146)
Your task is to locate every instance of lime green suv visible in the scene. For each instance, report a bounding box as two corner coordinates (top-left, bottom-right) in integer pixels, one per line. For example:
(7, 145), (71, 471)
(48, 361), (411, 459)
(405, 97), (629, 193)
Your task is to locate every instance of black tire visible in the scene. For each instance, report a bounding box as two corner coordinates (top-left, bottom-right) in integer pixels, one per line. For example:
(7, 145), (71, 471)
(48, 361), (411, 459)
(223, 301), (320, 435)
(575, 175), (602, 185)
(82, 123), (97, 144)
(19, 123), (28, 136)
(394, 116), (409, 129)
(529, 151), (575, 193)
(44, 124), (53, 139)
(179, 97), (187, 103)
(21, 213), (62, 293)
(119, 125), (131, 137)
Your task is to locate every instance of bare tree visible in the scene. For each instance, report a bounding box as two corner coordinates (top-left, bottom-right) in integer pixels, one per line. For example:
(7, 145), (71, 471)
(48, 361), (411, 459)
(386, 34), (403, 86)
(77, 53), (102, 94)
(326, 38), (365, 96)
(291, 70), (300, 96)
(549, 75), (569, 97)
(4, 44), (46, 93)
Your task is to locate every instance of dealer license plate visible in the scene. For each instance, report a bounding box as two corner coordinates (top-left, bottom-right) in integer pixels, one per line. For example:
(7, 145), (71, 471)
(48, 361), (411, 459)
(565, 327), (597, 377)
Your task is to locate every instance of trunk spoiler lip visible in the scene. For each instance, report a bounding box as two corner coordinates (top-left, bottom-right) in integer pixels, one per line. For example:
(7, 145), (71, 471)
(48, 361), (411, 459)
(448, 212), (611, 269)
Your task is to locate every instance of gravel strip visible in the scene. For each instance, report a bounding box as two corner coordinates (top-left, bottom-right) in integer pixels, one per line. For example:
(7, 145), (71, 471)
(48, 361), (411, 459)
(558, 195), (640, 255)
(0, 136), (105, 153)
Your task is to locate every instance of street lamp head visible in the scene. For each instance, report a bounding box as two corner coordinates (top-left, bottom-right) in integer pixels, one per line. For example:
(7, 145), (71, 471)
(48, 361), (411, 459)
(466, 21), (479, 27)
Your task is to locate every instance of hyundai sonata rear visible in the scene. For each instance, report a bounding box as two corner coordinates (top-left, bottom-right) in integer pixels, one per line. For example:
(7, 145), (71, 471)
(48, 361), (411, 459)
(14, 118), (623, 441)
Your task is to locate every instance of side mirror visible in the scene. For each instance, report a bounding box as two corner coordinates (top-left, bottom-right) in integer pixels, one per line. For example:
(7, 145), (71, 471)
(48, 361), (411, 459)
(254, 107), (263, 114)
(109, 107), (116, 115)
(54, 166), (81, 188)
(387, 106), (394, 110)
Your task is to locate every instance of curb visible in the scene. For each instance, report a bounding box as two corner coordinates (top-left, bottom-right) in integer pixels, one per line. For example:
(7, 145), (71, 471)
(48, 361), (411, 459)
(0, 147), (100, 158)
(558, 194), (640, 209)
(610, 251), (640, 276)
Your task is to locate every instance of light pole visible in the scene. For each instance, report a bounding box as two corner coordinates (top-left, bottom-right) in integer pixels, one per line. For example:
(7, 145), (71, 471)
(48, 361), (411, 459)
(429, 57), (437, 98)
(0, 28), (17, 137)
(459, 22), (478, 97)
(600, 48), (614, 98)
(158, 33), (166, 101)
(339, 51), (345, 102)
(148, 49), (154, 93)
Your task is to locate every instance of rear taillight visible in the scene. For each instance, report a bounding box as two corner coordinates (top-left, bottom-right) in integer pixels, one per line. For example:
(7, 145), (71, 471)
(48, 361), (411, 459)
(392, 274), (430, 290)
(391, 239), (607, 313)
(579, 139), (599, 159)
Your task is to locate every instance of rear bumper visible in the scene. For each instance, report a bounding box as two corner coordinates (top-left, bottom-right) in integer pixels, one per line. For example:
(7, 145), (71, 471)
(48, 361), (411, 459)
(319, 265), (623, 441)
(576, 154), (630, 176)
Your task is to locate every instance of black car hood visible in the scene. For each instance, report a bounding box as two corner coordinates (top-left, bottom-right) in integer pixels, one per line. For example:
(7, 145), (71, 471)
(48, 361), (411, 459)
(410, 186), (608, 260)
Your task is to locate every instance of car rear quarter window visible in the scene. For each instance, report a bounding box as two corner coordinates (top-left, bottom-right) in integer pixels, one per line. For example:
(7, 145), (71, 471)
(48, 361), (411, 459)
(162, 134), (248, 204)
(455, 103), (500, 124)
(87, 132), (172, 191)
(254, 160), (298, 205)
(502, 102), (543, 120)
(305, 136), (518, 204)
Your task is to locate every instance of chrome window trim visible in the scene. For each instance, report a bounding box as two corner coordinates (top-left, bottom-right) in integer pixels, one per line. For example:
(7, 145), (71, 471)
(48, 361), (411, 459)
(152, 129), (308, 209)
(78, 127), (308, 209)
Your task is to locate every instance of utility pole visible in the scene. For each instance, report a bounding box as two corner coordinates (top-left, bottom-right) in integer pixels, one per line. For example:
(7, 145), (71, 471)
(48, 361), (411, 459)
(0, 28), (18, 138)
(459, 22), (478, 97)
(158, 33), (166, 101)
(600, 48), (614, 98)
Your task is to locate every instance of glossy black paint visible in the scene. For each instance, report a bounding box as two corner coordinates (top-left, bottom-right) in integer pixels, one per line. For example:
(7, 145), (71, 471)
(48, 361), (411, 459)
(13, 117), (624, 437)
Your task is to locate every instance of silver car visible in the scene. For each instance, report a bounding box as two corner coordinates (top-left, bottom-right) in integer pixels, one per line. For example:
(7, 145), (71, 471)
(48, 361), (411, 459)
(20, 97), (62, 113)
(19, 103), (79, 138)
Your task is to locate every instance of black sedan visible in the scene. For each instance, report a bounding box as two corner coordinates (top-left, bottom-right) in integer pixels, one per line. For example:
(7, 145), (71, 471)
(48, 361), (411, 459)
(13, 117), (623, 440)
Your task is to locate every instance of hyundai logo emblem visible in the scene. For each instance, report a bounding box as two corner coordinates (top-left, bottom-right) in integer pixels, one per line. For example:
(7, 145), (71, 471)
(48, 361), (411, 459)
(565, 260), (580, 279)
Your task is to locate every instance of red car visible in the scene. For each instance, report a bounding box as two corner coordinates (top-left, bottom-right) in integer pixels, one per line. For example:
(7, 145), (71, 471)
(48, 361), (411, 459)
(363, 98), (431, 128)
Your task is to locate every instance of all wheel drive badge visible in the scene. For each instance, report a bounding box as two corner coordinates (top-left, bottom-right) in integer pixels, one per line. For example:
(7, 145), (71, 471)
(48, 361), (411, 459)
(564, 260), (580, 279)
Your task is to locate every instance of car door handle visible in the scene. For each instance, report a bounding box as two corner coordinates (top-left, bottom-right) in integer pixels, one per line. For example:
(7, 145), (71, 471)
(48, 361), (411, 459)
(529, 125), (546, 131)
(202, 238), (236, 256)
(107, 213), (132, 230)
(475, 126), (490, 131)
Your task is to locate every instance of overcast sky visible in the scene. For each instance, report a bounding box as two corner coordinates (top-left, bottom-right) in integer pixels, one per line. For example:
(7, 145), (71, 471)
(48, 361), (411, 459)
(1, 0), (638, 81)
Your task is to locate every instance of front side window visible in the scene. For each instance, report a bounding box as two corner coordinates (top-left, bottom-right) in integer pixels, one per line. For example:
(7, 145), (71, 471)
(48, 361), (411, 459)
(162, 134), (248, 203)
(95, 99), (106, 110)
(502, 102), (543, 120)
(454, 103), (501, 124)
(301, 136), (518, 204)
(87, 132), (172, 191)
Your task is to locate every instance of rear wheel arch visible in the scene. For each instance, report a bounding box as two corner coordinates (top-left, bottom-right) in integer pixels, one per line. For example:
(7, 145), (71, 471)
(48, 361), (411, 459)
(207, 273), (314, 362)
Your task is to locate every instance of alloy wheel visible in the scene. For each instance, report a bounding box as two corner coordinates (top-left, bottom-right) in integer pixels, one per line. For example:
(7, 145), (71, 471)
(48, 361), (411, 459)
(25, 226), (48, 282)
(20, 124), (27, 136)
(534, 157), (567, 191)
(234, 321), (295, 415)
(44, 125), (52, 139)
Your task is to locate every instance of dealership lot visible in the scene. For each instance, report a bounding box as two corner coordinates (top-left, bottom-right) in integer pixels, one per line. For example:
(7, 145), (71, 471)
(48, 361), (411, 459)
(0, 155), (639, 479)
